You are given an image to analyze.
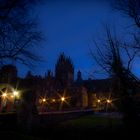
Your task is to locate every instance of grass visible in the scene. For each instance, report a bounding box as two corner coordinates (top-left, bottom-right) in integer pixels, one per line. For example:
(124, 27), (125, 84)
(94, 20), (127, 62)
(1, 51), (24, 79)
(0, 114), (139, 139)
(56, 114), (122, 130)
(50, 115), (127, 139)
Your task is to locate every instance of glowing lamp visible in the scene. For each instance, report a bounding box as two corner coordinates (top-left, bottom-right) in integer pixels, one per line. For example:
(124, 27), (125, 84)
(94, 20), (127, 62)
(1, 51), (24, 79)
(107, 99), (111, 103)
(61, 97), (65, 102)
(2, 93), (7, 97)
(52, 99), (56, 102)
(42, 98), (46, 102)
(13, 90), (19, 96)
(11, 95), (14, 98)
(97, 99), (101, 103)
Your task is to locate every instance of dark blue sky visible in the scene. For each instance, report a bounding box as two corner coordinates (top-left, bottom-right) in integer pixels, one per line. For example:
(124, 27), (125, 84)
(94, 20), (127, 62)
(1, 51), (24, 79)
(17, 0), (140, 79)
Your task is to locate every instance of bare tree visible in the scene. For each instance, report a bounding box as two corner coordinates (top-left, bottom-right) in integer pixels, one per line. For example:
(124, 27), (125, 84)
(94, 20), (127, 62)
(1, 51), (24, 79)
(0, 1), (45, 131)
(90, 26), (140, 127)
(115, 0), (140, 57)
(90, 27), (136, 77)
(0, 0), (39, 21)
(115, 0), (140, 28)
(0, 0), (43, 66)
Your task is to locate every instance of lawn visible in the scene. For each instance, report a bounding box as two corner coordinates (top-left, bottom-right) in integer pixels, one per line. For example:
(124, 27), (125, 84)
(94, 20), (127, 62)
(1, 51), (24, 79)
(56, 114), (122, 129)
(46, 114), (125, 140)
(0, 114), (139, 139)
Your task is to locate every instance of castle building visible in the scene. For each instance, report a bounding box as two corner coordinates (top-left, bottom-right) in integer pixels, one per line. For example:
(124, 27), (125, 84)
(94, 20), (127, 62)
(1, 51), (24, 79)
(0, 53), (119, 112)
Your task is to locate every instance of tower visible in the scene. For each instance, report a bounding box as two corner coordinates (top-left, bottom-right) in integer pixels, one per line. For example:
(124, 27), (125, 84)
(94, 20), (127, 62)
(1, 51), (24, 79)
(77, 70), (82, 82)
(55, 53), (74, 87)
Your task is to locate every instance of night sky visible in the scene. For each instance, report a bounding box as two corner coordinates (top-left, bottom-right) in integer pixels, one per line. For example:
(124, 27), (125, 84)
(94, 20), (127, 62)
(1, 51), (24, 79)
(16, 0), (140, 79)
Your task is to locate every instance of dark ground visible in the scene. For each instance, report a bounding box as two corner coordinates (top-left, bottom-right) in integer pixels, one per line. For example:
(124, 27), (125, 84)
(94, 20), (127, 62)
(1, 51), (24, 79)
(0, 124), (139, 140)
(0, 112), (140, 140)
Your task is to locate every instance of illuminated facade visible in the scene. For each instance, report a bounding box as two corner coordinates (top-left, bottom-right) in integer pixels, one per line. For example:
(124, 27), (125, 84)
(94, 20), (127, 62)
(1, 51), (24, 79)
(0, 54), (114, 112)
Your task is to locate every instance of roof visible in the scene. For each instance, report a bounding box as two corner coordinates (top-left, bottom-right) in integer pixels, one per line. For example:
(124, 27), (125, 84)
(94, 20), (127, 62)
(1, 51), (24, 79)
(74, 78), (112, 93)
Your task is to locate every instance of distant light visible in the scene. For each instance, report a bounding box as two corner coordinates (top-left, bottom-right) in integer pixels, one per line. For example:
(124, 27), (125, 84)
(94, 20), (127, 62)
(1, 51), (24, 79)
(97, 99), (101, 103)
(61, 97), (65, 102)
(52, 99), (56, 102)
(13, 90), (19, 96)
(2, 93), (7, 97)
(42, 98), (46, 102)
(11, 95), (14, 98)
(107, 99), (111, 103)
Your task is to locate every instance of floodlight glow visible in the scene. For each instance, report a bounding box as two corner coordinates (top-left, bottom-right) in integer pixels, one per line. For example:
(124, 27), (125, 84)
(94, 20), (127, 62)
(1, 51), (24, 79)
(11, 95), (14, 98)
(107, 99), (111, 103)
(42, 98), (46, 102)
(97, 99), (101, 103)
(13, 91), (19, 96)
(61, 97), (65, 102)
(52, 99), (56, 102)
(2, 93), (7, 97)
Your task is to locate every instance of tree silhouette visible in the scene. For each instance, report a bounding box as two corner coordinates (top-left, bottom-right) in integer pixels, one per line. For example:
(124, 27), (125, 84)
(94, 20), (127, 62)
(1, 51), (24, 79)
(0, 0), (43, 66)
(115, 0), (140, 56)
(115, 0), (140, 28)
(90, 26), (140, 128)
